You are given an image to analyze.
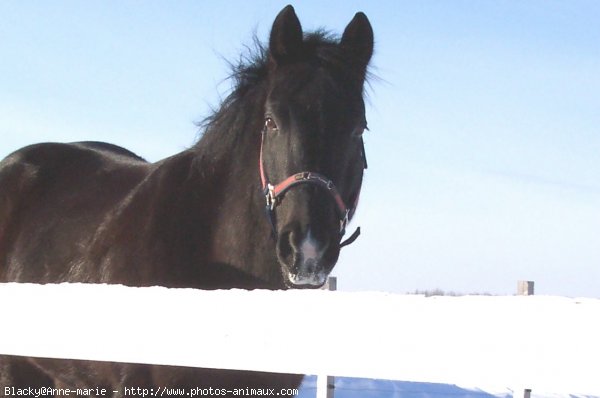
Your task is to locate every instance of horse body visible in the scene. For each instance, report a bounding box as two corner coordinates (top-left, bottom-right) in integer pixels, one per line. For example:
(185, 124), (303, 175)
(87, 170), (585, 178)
(0, 5), (373, 394)
(1, 142), (148, 283)
(1, 140), (277, 289)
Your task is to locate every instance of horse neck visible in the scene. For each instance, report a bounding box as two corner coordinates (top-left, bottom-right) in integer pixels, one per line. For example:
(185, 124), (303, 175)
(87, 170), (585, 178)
(195, 96), (284, 288)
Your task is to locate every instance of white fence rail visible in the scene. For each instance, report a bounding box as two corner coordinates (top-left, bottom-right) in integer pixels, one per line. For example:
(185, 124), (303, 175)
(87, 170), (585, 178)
(1, 283), (599, 395)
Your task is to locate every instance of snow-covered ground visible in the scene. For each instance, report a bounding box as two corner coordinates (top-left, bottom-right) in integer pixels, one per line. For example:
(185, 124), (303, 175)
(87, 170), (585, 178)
(1, 283), (599, 397)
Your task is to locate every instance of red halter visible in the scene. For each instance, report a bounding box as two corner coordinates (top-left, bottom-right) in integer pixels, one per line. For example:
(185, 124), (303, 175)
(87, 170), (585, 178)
(259, 129), (364, 247)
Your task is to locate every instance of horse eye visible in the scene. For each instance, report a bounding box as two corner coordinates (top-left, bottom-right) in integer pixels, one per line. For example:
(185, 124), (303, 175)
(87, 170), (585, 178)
(353, 124), (367, 138)
(264, 118), (278, 131)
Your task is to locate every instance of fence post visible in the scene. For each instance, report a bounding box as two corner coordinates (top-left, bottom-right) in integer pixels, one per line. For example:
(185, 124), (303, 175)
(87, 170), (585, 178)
(517, 281), (534, 296)
(317, 277), (336, 398)
(323, 276), (337, 291)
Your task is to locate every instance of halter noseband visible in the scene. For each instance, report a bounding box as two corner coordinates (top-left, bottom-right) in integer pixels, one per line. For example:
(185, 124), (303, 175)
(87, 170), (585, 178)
(259, 128), (365, 248)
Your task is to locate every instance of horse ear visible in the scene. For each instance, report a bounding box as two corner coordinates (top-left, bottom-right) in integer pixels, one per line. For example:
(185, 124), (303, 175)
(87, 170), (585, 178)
(269, 5), (303, 64)
(341, 12), (374, 73)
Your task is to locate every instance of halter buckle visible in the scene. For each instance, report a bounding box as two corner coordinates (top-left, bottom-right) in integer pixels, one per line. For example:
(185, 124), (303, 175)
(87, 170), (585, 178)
(296, 172), (311, 181)
(265, 184), (277, 211)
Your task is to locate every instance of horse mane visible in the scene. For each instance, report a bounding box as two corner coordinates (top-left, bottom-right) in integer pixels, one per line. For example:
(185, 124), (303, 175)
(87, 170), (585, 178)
(191, 31), (359, 172)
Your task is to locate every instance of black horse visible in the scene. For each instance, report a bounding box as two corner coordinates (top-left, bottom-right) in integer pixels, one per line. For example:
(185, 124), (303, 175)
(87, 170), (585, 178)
(0, 5), (373, 394)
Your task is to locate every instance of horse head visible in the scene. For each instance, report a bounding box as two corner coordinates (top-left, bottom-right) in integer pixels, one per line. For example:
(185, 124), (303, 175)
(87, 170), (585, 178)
(259, 6), (373, 288)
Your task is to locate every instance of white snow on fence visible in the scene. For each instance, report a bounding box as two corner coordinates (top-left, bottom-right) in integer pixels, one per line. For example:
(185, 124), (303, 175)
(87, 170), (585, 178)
(1, 283), (599, 397)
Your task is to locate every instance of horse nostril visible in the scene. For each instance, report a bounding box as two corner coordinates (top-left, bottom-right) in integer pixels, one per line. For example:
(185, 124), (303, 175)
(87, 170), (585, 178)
(276, 230), (295, 266)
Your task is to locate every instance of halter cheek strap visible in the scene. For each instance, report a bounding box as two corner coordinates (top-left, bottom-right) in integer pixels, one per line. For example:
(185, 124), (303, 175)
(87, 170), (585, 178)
(259, 129), (364, 247)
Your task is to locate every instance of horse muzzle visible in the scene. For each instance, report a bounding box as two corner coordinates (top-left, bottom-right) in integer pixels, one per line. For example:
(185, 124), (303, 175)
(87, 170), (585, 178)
(276, 226), (337, 288)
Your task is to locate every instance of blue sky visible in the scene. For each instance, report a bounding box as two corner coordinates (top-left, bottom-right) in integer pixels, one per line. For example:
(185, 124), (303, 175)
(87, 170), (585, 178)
(1, 1), (599, 297)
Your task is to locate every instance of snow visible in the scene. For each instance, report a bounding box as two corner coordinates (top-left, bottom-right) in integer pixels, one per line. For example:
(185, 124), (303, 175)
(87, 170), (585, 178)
(1, 283), (599, 397)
